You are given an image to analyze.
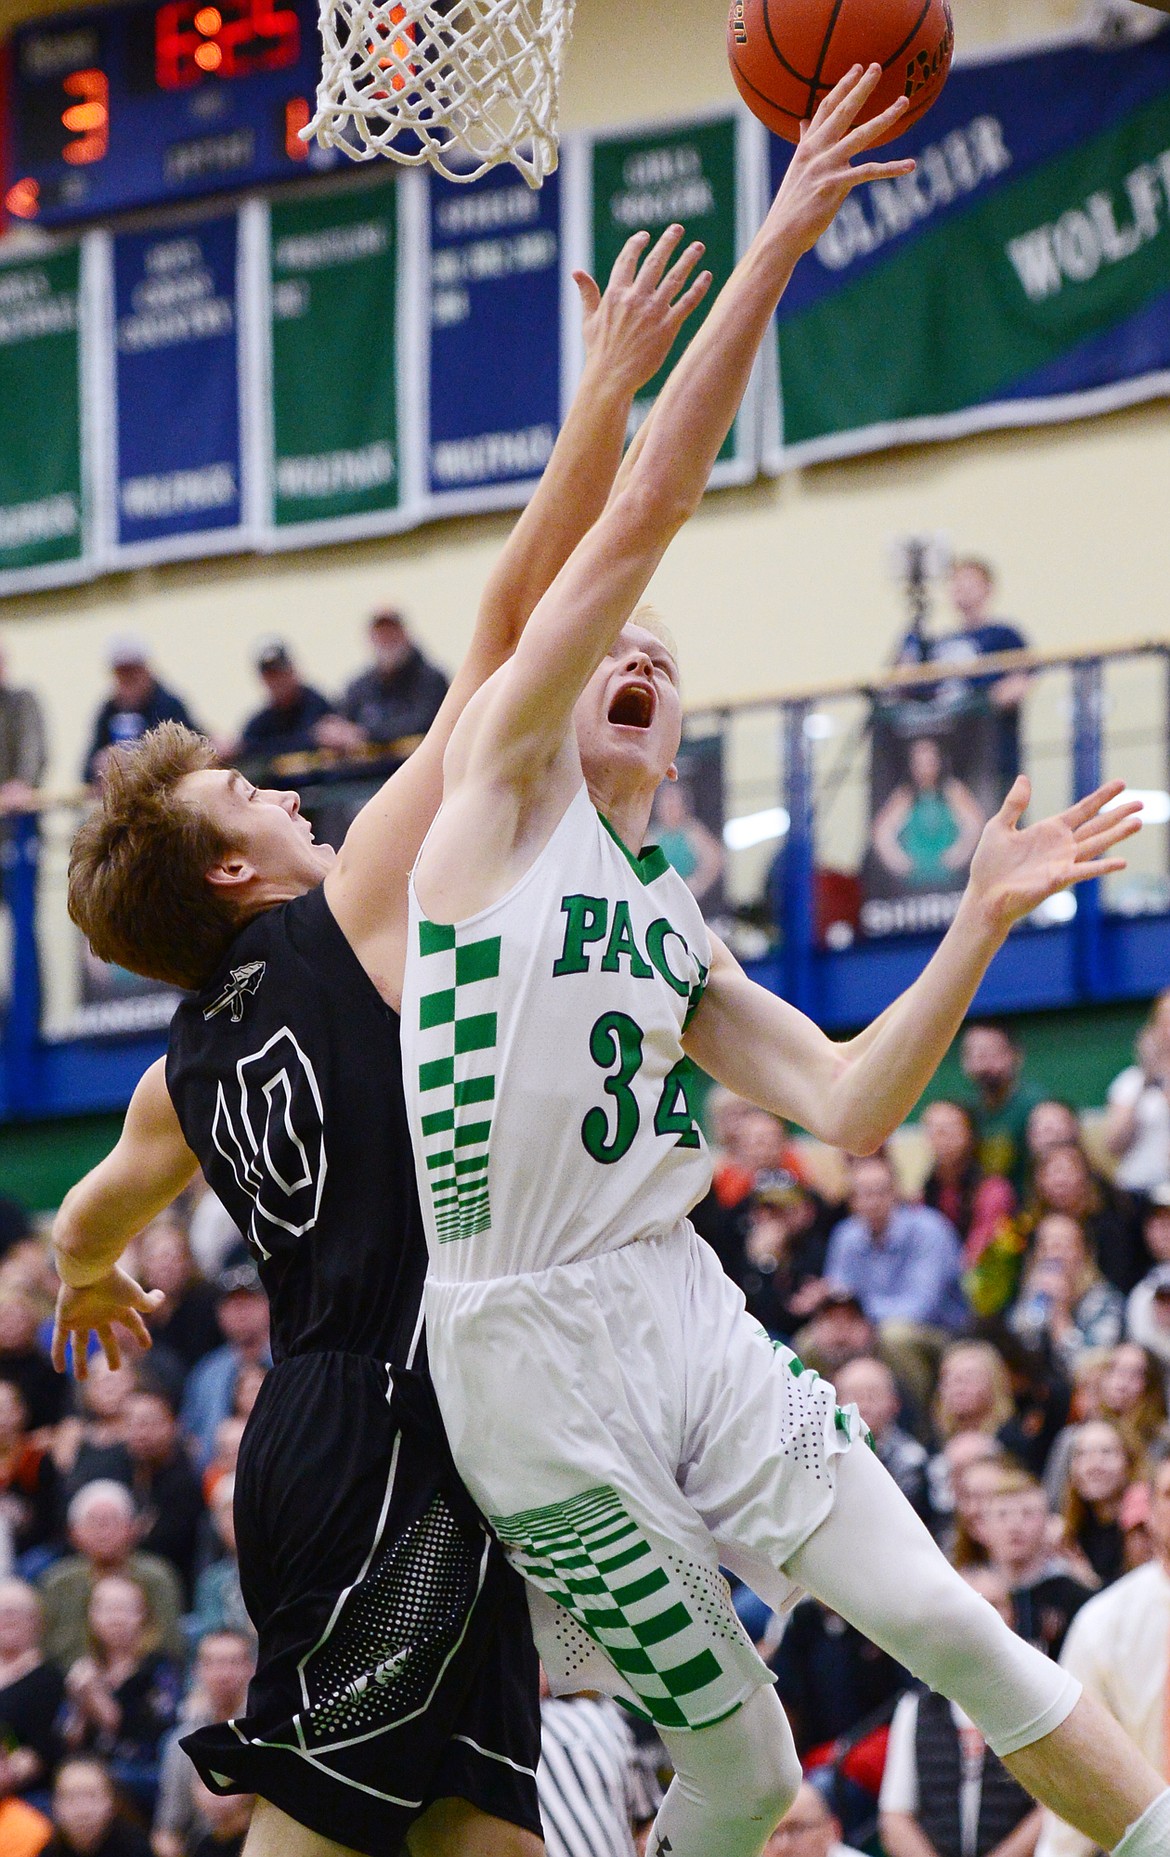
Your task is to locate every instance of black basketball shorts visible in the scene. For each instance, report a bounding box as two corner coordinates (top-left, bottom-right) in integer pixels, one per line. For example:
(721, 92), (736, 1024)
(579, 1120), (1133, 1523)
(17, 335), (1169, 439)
(183, 1352), (541, 1854)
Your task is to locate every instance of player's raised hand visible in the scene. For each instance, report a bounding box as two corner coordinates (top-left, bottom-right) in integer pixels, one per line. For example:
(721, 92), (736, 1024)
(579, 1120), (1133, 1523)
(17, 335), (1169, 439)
(574, 222), (713, 396)
(965, 776), (1143, 934)
(770, 62), (916, 256)
(51, 1265), (164, 1378)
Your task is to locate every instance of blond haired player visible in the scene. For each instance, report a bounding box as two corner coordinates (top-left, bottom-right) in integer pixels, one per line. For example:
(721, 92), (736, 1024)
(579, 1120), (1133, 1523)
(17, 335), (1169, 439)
(400, 65), (1170, 1857)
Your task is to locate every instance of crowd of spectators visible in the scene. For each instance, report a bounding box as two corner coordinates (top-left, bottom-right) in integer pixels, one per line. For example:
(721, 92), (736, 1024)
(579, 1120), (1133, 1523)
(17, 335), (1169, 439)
(0, 1191), (263, 1857)
(3, 989), (1170, 1848)
(0, 607), (451, 820)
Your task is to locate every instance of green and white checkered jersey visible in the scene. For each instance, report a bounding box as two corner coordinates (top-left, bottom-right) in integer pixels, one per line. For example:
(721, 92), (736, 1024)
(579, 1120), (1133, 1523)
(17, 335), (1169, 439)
(403, 783), (713, 1281)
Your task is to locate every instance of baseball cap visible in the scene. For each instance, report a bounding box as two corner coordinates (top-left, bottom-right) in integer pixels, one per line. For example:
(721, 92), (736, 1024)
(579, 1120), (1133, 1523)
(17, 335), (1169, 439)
(106, 631), (149, 669)
(255, 637), (292, 673)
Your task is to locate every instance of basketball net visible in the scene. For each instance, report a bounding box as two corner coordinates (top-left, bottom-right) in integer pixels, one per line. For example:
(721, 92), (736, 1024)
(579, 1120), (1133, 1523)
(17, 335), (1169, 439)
(305, 0), (577, 187)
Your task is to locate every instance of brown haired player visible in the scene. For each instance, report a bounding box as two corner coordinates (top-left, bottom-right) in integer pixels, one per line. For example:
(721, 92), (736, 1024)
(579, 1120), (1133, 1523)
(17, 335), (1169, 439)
(49, 227), (712, 1857)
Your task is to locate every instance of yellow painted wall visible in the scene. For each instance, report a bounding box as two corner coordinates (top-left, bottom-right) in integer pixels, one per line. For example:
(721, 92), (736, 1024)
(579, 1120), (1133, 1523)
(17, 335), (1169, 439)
(0, 0), (1167, 792)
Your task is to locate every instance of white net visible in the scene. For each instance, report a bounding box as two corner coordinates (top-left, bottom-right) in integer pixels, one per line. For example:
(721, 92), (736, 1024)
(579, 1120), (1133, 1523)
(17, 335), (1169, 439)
(306, 0), (576, 188)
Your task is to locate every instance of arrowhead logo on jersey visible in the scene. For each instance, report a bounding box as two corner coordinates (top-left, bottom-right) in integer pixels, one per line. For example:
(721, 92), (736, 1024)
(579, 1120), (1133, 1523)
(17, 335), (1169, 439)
(203, 961), (266, 1024)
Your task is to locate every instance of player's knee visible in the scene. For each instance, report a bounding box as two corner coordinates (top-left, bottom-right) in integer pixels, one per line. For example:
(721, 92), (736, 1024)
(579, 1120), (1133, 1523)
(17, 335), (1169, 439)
(729, 1687), (803, 1829)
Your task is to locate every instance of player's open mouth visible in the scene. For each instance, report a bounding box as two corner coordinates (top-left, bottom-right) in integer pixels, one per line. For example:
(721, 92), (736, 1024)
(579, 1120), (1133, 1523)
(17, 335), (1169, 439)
(608, 682), (655, 729)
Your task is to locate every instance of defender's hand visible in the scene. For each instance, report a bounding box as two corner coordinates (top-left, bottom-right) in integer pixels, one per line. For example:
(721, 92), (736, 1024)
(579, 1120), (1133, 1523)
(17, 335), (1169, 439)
(575, 223), (713, 395)
(771, 63), (917, 257)
(965, 776), (1142, 935)
(51, 1266), (164, 1378)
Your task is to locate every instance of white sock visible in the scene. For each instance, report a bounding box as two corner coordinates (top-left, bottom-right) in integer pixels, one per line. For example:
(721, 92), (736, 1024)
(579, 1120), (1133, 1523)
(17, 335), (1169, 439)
(1114, 1788), (1170, 1856)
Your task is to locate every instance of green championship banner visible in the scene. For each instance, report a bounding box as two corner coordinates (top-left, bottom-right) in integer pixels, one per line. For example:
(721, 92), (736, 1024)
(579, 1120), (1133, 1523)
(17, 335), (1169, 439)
(767, 31), (1170, 465)
(579, 112), (760, 484)
(267, 180), (408, 541)
(0, 245), (87, 591)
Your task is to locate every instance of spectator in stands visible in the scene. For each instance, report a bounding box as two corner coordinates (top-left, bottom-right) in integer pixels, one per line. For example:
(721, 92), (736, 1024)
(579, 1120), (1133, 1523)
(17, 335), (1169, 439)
(0, 642), (48, 816)
(707, 1089), (757, 1209)
(1038, 1443), (1170, 1857)
(54, 1363), (136, 1509)
(898, 556), (1030, 785)
(201, 1419), (244, 1508)
(0, 1790), (51, 1856)
(152, 1628), (254, 1857)
(1009, 1214), (1126, 1373)
(1027, 1140), (1145, 1296)
(1098, 1341), (1169, 1463)
(724, 1172), (831, 1340)
(789, 1288), (877, 1383)
(323, 608), (449, 756)
(188, 1478), (250, 1644)
(137, 1223), (220, 1375)
(61, 1576), (180, 1815)
(1128, 1208), (1170, 1391)
(186, 1191), (244, 1286)
(824, 1153), (966, 1407)
(235, 641), (335, 768)
(0, 1578), (65, 1800)
(959, 1022), (1042, 1192)
(920, 1100), (1015, 1264)
(1105, 992), (1170, 1198)
(1042, 1348), (1112, 1509)
(879, 1566), (1042, 1857)
(45, 1756), (152, 1857)
(834, 1356), (931, 1520)
(1059, 1418), (1141, 1589)
(1024, 1101), (1082, 1168)
(83, 639), (198, 787)
(536, 1665), (660, 1857)
(39, 1483), (184, 1670)
(979, 1471), (1093, 1661)
(0, 1380), (60, 1571)
(932, 1341), (1016, 1449)
(928, 1433), (1008, 1563)
(179, 1253), (270, 1471)
(122, 1387), (204, 1605)
(0, 1292), (65, 1432)
(766, 1779), (866, 1856)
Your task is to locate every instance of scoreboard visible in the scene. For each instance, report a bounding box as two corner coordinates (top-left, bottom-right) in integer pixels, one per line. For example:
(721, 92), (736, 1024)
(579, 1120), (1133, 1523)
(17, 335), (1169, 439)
(2, 0), (333, 228)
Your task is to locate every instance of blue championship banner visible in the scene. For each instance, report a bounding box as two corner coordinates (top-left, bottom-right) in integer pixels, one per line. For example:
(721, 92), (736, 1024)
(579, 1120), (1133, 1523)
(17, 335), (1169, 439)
(110, 212), (252, 562)
(423, 161), (563, 514)
(766, 29), (1170, 465)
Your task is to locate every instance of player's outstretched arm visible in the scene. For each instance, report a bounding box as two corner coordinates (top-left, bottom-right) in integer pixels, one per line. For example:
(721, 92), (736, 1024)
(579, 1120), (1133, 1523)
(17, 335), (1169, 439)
(325, 227), (709, 946)
(51, 1058), (194, 1375)
(440, 67), (915, 811)
(685, 779), (1141, 1153)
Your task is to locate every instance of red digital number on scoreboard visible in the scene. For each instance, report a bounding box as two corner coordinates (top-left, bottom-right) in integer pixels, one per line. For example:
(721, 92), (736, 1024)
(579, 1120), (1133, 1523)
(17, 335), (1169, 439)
(154, 0), (300, 89)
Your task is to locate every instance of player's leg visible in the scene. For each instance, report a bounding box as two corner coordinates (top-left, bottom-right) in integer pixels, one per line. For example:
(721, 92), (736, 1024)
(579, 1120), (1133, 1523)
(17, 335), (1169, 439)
(407, 1798), (543, 1856)
(785, 1441), (1167, 1853)
(242, 1797), (366, 1856)
(644, 1684), (801, 1857)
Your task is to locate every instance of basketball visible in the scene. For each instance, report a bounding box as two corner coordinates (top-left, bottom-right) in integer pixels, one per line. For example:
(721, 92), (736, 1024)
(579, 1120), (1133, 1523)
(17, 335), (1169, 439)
(728, 0), (955, 145)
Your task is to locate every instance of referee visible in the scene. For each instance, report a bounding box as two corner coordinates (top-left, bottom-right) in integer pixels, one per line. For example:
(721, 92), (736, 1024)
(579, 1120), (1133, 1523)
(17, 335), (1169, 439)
(537, 1674), (663, 1857)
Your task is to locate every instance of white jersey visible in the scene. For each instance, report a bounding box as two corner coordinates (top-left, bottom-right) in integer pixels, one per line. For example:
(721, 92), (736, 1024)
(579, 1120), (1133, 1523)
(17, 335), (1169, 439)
(402, 783), (713, 1282)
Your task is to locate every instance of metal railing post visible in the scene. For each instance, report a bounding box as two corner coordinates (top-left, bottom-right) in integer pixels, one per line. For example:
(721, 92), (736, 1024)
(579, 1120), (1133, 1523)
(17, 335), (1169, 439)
(780, 700), (816, 1015)
(1071, 657), (1105, 1000)
(2, 813), (42, 1118)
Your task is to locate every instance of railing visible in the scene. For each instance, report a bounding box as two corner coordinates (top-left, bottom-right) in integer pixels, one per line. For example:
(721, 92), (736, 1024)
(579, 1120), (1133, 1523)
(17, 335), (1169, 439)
(2, 641), (1169, 1123)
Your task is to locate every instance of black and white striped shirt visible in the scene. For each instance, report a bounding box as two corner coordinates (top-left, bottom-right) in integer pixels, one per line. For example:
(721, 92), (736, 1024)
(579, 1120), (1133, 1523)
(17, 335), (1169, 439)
(537, 1696), (662, 1857)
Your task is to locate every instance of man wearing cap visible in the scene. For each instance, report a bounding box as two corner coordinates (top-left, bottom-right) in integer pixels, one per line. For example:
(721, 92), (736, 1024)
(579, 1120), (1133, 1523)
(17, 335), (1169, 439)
(326, 608), (450, 754)
(237, 642), (335, 768)
(83, 636), (198, 785)
(179, 1250), (271, 1472)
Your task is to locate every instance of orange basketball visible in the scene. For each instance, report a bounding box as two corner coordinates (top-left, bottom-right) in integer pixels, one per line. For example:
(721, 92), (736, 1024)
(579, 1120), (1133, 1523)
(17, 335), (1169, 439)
(728, 0), (955, 145)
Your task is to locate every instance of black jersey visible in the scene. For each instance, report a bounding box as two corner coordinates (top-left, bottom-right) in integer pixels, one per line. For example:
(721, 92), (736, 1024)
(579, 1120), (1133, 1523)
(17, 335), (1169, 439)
(166, 883), (427, 1366)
